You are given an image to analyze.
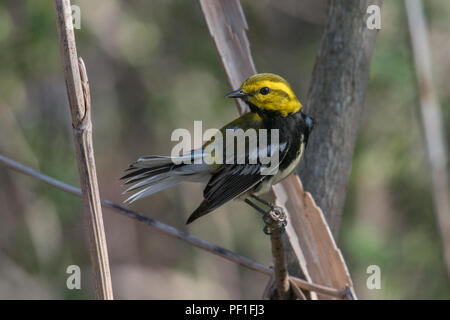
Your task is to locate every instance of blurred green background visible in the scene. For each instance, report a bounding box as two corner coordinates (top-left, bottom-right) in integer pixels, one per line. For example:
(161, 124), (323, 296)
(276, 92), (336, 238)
(0, 0), (449, 299)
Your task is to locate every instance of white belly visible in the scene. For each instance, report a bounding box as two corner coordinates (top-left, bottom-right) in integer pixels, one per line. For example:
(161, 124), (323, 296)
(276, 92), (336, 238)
(252, 142), (304, 196)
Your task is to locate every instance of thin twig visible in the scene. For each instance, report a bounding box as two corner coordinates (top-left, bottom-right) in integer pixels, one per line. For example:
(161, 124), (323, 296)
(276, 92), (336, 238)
(266, 209), (290, 299)
(54, 0), (113, 299)
(0, 154), (347, 299)
(405, 0), (450, 279)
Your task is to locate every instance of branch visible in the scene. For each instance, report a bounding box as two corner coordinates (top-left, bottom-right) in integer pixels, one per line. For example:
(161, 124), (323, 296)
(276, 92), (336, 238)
(199, 0), (255, 115)
(405, 0), (450, 279)
(267, 212), (291, 300)
(298, 0), (382, 237)
(287, 0), (382, 298)
(54, 0), (113, 299)
(0, 154), (347, 299)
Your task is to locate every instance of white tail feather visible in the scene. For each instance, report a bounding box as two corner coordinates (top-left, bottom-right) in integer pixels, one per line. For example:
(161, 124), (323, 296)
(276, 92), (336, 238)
(124, 177), (181, 204)
(123, 151), (212, 204)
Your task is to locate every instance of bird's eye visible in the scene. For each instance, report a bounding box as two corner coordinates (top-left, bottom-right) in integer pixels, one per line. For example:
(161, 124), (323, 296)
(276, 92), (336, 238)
(259, 87), (270, 95)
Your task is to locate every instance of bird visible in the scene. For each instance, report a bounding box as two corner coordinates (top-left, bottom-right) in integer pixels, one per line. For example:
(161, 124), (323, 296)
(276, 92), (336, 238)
(121, 73), (314, 226)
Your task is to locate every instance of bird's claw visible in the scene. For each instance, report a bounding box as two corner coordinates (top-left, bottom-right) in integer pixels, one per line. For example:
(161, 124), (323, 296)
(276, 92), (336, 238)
(262, 205), (287, 235)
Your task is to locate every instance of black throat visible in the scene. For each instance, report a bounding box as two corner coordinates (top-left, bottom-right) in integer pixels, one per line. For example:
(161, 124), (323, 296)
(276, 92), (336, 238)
(245, 100), (315, 151)
(245, 101), (305, 131)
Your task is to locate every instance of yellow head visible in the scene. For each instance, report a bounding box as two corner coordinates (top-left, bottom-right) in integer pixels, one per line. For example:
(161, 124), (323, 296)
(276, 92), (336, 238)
(226, 73), (302, 117)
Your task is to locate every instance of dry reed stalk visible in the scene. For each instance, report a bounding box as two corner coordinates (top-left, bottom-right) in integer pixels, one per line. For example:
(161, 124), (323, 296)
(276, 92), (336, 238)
(53, 0), (113, 299)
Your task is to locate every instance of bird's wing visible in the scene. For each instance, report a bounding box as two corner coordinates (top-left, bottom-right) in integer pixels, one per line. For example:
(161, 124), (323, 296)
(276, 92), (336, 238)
(187, 113), (289, 223)
(201, 112), (264, 170)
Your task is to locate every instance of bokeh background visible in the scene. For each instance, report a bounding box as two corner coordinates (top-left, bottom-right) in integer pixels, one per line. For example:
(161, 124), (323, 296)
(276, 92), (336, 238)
(0, 0), (449, 299)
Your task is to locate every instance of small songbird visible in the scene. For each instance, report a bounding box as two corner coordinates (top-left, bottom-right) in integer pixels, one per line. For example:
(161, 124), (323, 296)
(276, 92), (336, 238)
(122, 73), (314, 225)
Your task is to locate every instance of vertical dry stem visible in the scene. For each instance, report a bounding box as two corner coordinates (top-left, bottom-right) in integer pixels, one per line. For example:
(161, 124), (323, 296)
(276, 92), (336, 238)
(54, 0), (113, 299)
(405, 0), (450, 279)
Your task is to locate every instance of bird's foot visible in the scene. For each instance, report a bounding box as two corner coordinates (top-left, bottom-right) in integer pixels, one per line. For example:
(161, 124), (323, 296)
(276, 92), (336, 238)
(262, 205), (287, 235)
(244, 195), (287, 235)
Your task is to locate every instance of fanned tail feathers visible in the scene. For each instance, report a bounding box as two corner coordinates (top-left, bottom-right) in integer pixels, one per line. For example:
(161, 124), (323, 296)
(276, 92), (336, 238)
(121, 154), (209, 204)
